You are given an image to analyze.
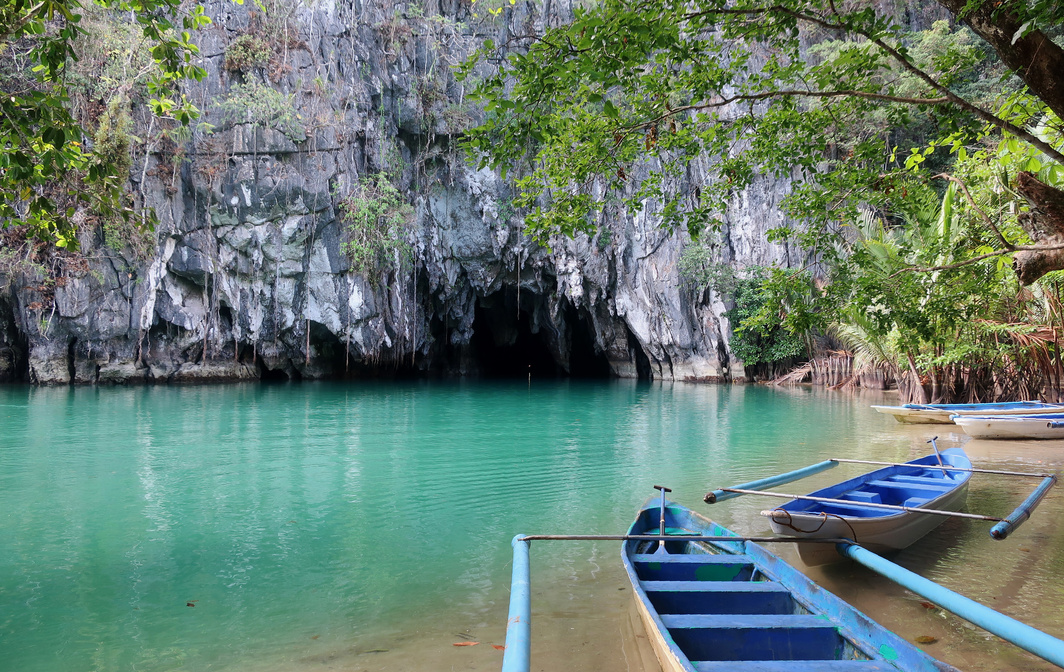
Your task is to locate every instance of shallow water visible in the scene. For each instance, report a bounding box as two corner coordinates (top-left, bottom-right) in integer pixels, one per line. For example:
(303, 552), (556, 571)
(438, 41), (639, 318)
(0, 381), (1061, 671)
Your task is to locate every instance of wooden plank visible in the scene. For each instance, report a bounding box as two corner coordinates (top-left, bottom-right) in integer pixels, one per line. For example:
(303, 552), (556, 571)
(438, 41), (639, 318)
(693, 661), (901, 671)
(661, 614), (844, 661)
(645, 581), (794, 615)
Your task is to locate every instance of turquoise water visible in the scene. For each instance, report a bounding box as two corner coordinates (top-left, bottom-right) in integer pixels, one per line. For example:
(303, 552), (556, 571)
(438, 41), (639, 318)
(1, 381), (1063, 672)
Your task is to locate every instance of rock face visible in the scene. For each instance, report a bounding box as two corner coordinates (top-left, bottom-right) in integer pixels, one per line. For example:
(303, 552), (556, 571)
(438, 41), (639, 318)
(0, 0), (809, 384)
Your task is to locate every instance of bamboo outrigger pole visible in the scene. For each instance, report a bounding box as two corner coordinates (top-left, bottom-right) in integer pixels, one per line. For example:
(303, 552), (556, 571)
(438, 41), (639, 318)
(840, 542), (1064, 668)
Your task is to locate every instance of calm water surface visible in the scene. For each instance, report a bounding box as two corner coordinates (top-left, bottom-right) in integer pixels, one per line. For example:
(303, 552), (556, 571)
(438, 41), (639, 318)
(1, 381), (1062, 672)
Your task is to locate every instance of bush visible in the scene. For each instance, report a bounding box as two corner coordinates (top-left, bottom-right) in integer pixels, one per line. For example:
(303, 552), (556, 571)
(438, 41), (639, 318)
(218, 81), (305, 142)
(338, 174), (414, 275)
(727, 271), (807, 367)
(224, 34), (272, 72)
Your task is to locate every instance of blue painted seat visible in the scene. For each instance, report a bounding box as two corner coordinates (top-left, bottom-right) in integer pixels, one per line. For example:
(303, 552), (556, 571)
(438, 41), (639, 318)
(886, 474), (951, 486)
(643, 580), (794, 615)
(693, 662), (902, 671)
(844, 491), (882, 504)
(660, 613), (846, 661)
(631, 553), (756, 581)
(866, 479), (949, 494)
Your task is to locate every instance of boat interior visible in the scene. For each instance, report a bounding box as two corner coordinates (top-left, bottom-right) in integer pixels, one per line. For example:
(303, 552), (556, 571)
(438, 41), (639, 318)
(780, 466), (966, 518)
(627, 508), (879, 668)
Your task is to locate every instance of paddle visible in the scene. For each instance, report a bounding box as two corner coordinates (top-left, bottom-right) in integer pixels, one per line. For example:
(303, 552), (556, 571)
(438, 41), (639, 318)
(927, 436), (950, 477)
(652, 485), (671, 553)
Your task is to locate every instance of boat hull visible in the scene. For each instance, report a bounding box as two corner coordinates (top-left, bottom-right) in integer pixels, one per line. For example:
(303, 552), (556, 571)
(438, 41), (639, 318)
(623, 501), (959, 671)
(873, 401), (1064, 424)
(953, 414), (1064, 440)
(765, 448), (972, 565)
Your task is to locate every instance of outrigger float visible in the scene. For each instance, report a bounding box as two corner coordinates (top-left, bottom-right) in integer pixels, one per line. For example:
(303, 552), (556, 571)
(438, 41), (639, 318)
(500, 486), (1064, 672)
(704, 438), (1058, 563)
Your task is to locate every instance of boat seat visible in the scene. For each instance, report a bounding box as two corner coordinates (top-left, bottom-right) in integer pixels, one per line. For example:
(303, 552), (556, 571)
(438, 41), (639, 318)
(842, 491), (882, 504)
(693, 662), (898, 671)
(867, 479), (949, 493)
(643, 580), (794, 615)
(632, 554), (756, 582)
(660, 614), (845, 661)
(888, 474), (953, 485)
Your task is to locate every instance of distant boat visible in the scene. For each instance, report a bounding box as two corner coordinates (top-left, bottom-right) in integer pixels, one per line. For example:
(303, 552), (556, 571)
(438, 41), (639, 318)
(762, 448), (972, 565)
(623, 497), (959, 672)
(872, 401), (1064, 424)
(952, 413), (1064, 440)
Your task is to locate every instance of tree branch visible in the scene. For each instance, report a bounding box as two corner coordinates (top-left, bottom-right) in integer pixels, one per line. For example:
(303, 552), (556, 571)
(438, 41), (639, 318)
(622, 89), (951, 132)
(677, 2), (1064, 165)
(890, 242), (1064, 277)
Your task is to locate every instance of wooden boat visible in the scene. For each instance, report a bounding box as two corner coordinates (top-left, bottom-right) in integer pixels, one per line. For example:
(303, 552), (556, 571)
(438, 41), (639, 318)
(871, 400), (1064, 424)
(622, 497), (960, 672)
(763, 448), (972, 565)
(952, 412), (1064, 440)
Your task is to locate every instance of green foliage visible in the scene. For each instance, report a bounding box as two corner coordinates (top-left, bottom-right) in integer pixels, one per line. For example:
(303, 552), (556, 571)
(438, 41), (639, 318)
(338, 174), (414, 275)
(0, 0), (210, 247)
(678, 238), (739, 295)
(92, 96), (134, 184)
(225, 34), (272, 72)
(459, 0), (1057, 250)
(469, 0), (517, 22)
(89, 95), (154, 259)
(724, 269), (808, 367)
(66, 5), (158, 104)
(219, 82), (305, 142)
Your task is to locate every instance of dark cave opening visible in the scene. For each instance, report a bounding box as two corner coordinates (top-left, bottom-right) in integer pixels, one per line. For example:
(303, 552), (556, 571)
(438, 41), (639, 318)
(259, 363), (296, 382)
(468, 292), (612, 379)
(469, 303), (560, 378)
(564, 303), (613, 379)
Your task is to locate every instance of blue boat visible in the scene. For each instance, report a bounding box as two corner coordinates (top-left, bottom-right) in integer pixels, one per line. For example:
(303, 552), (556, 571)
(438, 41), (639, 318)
(872, 400), (1064, 424)
(762, 448), (973, 565)
(622, 496), (959, 672)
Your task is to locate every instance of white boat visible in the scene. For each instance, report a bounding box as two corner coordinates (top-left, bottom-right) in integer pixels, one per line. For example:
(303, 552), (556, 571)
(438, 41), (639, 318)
(953, 413), (1064, 440)
(872, 401), (1064, 424)
(761, 448), (973, 565)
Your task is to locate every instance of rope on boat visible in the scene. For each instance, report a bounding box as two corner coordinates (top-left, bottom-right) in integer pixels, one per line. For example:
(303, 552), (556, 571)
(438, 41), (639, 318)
(715, 487), (1006, 522)
(767, 509), (860, 541)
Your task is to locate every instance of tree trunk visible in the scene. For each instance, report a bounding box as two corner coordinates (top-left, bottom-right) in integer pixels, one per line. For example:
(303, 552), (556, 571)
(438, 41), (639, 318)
(935, 0), (1064, 122)
(1013, 172), (1064, 284)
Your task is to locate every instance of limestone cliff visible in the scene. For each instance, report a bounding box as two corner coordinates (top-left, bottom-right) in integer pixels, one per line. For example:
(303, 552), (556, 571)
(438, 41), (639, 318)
(0, 0), (811, 384)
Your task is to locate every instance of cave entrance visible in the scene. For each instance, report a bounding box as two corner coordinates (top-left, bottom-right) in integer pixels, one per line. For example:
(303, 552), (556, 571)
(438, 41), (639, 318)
(469, 291), (612, 379)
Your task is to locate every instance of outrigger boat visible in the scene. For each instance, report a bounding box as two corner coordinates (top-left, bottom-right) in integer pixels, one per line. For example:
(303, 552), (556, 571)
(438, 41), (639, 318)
(760, 447), (972, 565)
(871, 400), (1064, 424)
(705, 439), (1058, 564)
(500, 486), (1064, 672)
(620, 492), (958, 672)
(952, 412), (1064, 440)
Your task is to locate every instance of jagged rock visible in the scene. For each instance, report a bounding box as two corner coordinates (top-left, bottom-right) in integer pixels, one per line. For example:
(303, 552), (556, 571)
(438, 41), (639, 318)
(0, 0), (818, 385)
(170, 361), (259, 383)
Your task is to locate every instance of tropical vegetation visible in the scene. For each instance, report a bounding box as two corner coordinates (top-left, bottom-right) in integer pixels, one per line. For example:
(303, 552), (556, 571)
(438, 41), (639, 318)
(462, 0), (1064, 401)
(1, 0), (210, 247)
